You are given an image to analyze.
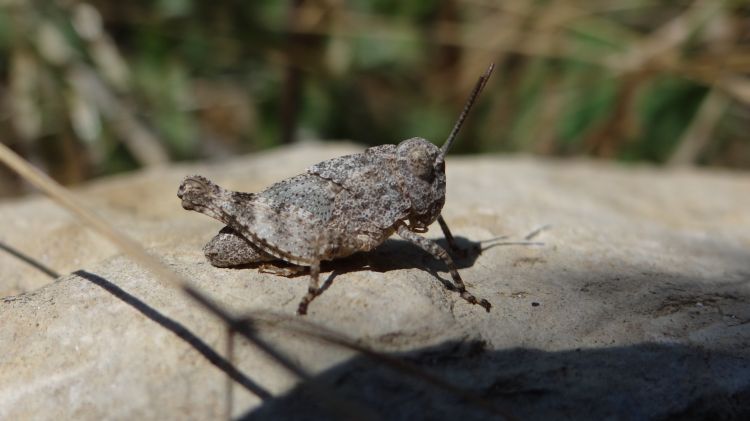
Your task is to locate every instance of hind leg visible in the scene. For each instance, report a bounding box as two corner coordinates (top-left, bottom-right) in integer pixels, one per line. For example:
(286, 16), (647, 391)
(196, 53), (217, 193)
(203, 226), (276, 267)
(258, 263), (307, 277)
(204, 227), (307, 277)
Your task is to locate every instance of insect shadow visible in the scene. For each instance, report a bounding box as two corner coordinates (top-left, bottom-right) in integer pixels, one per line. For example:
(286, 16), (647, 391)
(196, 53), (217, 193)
(230, 234), (541, 297)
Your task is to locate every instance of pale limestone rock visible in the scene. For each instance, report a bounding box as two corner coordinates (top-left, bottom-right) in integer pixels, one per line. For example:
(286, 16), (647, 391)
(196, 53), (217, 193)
(1, 142), (749, 419)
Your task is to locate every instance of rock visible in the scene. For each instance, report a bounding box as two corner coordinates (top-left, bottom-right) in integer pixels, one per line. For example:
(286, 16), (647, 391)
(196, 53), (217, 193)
(1, 141), (749, 419)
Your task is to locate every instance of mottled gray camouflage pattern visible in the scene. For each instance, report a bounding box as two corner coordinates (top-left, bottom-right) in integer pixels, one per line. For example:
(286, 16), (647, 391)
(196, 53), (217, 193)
(179, 138), (445, 266)
(177, 64), (495, 314)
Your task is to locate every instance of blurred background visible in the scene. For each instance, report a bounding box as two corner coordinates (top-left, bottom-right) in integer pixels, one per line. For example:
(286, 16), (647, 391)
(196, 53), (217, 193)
(0, 0), (748, 197)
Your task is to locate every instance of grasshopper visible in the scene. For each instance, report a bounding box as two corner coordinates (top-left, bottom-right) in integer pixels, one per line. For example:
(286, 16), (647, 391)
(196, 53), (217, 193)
(178, 64), (494, 314)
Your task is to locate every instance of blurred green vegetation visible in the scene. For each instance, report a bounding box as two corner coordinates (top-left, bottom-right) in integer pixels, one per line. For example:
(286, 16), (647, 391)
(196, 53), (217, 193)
(0, 0), (749, 195)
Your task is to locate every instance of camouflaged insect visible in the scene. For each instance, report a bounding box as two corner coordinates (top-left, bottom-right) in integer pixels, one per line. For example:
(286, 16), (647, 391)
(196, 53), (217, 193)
(178, 64), (495, 315)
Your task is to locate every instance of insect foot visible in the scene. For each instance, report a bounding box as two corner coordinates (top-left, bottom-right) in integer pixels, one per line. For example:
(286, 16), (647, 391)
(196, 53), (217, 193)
(178, 63), (495, 315)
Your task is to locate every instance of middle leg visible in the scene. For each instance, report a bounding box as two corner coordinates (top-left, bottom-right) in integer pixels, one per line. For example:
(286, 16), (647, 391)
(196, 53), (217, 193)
(296, 260), (321, 315)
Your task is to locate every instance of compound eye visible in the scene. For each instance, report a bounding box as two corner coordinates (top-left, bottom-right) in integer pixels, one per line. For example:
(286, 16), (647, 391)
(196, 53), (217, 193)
(409, 149), (434, 179)
(434, 158), (445, 173)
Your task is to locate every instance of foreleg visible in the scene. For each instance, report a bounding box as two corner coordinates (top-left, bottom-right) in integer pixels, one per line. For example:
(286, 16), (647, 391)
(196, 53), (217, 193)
(397, 223), (491, 312)
(437, 215), (462, 255)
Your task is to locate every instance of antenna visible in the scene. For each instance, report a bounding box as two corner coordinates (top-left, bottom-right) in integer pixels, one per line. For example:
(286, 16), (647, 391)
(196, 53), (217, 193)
(440, 63), (495, 155)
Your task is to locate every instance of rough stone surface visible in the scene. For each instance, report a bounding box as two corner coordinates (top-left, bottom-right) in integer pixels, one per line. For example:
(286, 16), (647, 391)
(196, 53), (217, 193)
(1, 141), (750, 420)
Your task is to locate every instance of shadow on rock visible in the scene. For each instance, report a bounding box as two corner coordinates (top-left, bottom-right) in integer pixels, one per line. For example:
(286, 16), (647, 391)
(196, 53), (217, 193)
(0, 240), (61, 280)
(73, 270), (273, 401)
(221, 234), (539, 309)
(241, 339), (750, 421)
(227, 235), (491, 276)
(315, 236), (487, 280)
(226, 234), (536, 282)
